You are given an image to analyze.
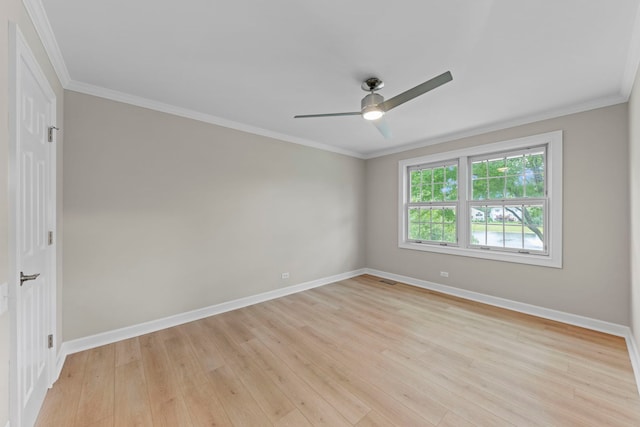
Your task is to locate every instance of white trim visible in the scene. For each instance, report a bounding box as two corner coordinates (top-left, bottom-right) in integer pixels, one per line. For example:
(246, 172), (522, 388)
(50, 267), (640, 397)
(364, 268), (628, 336)
(624, 331), (640, 396)
(60, 269), (366, 356)
(398, 131), (563, 268)
(364, 94), (625, 159)
(53, 347), (67, 384)
(21, 0), (71, 86)
(19, 0), (635, 161)
(65, 82), (364, 159)
(621, 1), (640, 98)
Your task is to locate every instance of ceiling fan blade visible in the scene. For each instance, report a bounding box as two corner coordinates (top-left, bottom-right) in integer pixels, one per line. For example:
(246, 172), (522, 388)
(380, 71), (453, 112)
(372, 117), (392, 139)
(294, 112), (361, 118)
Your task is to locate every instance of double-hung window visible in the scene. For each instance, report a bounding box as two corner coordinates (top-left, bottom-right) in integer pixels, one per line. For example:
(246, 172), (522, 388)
(399, 131), (562, 268)
(407, 161), (458, 245)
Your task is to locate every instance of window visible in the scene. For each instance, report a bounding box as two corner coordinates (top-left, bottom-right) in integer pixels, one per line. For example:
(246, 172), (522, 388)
(407, 162), (458, 244)
(399, 131), (562, 268)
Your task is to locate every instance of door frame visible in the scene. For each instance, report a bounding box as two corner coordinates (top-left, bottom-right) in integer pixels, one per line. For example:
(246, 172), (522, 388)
(8, 22), (58, 426)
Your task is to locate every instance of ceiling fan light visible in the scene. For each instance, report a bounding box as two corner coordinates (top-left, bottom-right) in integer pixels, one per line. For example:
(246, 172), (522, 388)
(362, 107), (384, 121)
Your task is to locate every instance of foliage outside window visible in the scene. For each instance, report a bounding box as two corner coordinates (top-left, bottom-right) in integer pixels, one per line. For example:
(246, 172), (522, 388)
(469, 149), (546, 253)
(407, 162), (458, 244)
(398, 131), (563, 268)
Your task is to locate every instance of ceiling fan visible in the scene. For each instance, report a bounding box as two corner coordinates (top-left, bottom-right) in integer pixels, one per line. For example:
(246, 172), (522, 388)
(294, 71), (453, 138)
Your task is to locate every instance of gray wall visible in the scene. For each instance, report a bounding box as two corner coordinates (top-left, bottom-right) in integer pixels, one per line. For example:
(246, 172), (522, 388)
(63, 91), (365, 340)
(630, 65), (640, 346)
(365, 103), (630, 325)
(1, 3), (64, 424)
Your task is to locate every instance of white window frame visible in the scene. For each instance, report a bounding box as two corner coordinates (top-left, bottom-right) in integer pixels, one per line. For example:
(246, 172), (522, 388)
(398, 130), (563, 268)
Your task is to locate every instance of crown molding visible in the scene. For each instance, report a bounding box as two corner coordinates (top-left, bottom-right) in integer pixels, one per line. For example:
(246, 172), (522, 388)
(621, 0), (640, 98)
(66, 80), (364, 159)
(21, 0), (639, 161)
(22, 0), (70, 86)
(362, 93), (627, 159)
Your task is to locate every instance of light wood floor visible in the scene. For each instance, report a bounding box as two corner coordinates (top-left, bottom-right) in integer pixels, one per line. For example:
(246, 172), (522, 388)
(36, 275), (640, 426)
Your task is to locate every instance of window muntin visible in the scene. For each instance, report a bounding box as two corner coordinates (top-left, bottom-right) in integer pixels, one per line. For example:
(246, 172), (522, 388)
(471, 149), (545, 200)
(469, 147), (547, 254)
(407, 162), (458, 244)
(469, 204), (545, 253)
(398, 130), (562, 268)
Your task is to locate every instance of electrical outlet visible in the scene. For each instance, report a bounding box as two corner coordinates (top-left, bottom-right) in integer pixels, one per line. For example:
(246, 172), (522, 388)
(440, 271), (449, 278)
(281, 272), (290, 279)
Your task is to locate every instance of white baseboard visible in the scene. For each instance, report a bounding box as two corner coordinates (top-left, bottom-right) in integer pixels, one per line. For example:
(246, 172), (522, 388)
(364, 268), (629, 336)
(61, 269), (366, 356)
(52, 266), (640, 397)
(624, 330), (640, 395)
(364, 268), (640, 396)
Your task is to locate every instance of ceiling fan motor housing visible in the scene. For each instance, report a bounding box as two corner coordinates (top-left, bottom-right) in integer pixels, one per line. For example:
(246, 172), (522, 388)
(361, 92), (385, 120)
(361, 92), (384, 110)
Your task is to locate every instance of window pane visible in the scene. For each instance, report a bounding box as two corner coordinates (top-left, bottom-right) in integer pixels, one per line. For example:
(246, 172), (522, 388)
(470, 207), (486, 223)
(444, 223), (456, 243)
(432, 208), (443, 223)
(505, 156), (523, 175)
(525, 153), (544, 174)
(421, 169), (432, 184)
(471, 223), (487, 245)
(430, 225), (443, 241)
(472, 178), (487, 200)
(505, 175), (523, 198)
(444, 165), (458, 201)
(421, 184), (433, 202)
(433, 167), (444, 183)
(445, 165), (457, 183)
(489, 177), (505, 199)
(504, 224), (523, 249)
(523, 205), (544, 251)
(525, 174), (545, 197)
(410, 170), (421, 203)
(443, 208), (456, 223)
(488, 158), (506, 177)
(433, 183), (445, 201)
(472, 161), (487, 178)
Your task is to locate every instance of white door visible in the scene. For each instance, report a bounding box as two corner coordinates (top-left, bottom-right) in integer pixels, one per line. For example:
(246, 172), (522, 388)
(9, 24), (57, 427)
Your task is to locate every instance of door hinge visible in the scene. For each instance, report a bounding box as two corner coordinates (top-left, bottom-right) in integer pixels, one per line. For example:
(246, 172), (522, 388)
(48, 231), (54, 245)
(48, 126), (59, 143)
(47, 334), (53, 349)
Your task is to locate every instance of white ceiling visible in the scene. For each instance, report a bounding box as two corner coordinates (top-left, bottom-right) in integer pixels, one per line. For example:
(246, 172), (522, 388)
(37, 0), (640, 157)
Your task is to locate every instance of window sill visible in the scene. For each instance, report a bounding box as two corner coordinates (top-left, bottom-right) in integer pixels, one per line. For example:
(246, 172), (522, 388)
(398, 241), (562, 268)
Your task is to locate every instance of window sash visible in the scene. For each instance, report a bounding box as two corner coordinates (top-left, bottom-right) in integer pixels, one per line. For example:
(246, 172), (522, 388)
(469, 146), (547, 201)
(467, 201), (547, 254)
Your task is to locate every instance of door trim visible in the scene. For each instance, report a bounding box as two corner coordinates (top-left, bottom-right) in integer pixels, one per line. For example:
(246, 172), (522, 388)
(8, 22), (58, 427)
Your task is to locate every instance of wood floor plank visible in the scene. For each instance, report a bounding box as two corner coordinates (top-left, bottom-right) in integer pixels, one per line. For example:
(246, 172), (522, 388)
(243, 338), (353, 427)
(274, 409), (313, 427)
(207, 365), (272, 426)
(36, 275), (640, 426)
(204, 317), (296, 424)
(74, 344), (116, 426)
(114, 360), (154, 427)
(182, 381), (231, 427)
(115, 337), (142, 367)
(35, 351), (89, 426)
